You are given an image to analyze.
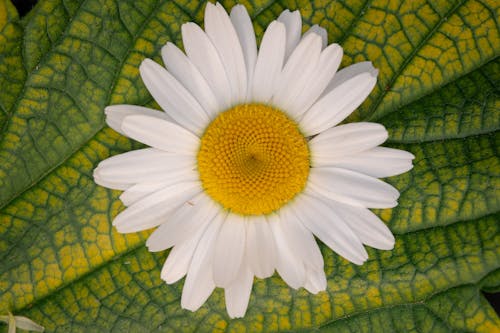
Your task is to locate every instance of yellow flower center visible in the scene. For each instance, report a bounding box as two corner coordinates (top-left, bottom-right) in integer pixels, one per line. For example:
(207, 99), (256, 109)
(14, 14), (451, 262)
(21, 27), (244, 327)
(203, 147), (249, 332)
(197, 104), (310, 215)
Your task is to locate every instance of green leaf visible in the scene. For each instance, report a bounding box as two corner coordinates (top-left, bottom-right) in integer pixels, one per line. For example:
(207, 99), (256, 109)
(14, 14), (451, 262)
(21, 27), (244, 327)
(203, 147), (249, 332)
(1, 0), (499, 331)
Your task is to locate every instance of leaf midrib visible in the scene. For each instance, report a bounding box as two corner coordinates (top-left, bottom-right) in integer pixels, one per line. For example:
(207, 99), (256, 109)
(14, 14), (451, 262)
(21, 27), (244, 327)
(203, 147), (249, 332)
(0, 0), (164, 211)
(336, 0), (371, 45)
(366, 0), (465, 121)
(0, 0), (86, 144)
(377, 55), (500, 132)
(310, 285), (477, 332)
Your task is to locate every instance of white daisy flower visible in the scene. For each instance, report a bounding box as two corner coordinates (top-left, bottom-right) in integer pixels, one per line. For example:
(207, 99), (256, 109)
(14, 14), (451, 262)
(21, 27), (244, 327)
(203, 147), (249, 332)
(94, 2), (414, 318)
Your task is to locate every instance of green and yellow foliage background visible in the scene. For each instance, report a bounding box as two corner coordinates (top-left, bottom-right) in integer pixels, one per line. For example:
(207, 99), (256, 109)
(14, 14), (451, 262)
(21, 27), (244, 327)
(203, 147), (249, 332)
(0, 0), (499, 331)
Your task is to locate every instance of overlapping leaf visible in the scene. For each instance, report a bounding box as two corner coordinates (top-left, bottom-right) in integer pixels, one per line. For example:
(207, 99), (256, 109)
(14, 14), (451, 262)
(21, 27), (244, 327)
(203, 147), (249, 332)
(0, 0), (499, 331)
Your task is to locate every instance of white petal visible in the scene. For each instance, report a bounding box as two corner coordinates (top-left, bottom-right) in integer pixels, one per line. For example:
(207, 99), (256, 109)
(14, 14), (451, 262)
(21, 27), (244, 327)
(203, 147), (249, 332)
(94, 148), (165, 168)
(225, 262), (253, 318)
(272, 33), (322, 118)
(251, 21), (286, 103)
(322, 61), (378, 97)
(205, 3), (248, 104)
(300, 70), (378, 136)
(230, 4), (258, 101)
(303, 25), (327, 49)
(290, 194), (368, 265)
(329, 201), (395, 250)
(146, 192), (219, 252)
(93, 174), (131, 191)
(160, 203), (216, 283)
(112, 181), (201, 233)
(121, 115), (199, 155)
(139, 59), (209, 135)
(105, 105), (174, 136)
(181, 212), (226, 311)
(304, 267), (327, 294)
(161, 245), (192, 284)
(283, 43), (343, 119)
(94, 148), (195, 184)
(267, 213), (305, 289)
(328, 147), (415, 178)
(213, 214), (246, 287)
(119, 180), (187, 207)
(6, 312), (14, 333)
(117, 169), (198, 205)
(277, 9), (301, 60)
(182, 22), (232, 110)
(279, 206), (324, 271)
(307, 167), (400, 208)
(160, 227), (207, 284)
(245, 216), (276, 279)
(309, 122), (388, 166)
(161, 42), (220, 119)
(6, 315), (44, 332)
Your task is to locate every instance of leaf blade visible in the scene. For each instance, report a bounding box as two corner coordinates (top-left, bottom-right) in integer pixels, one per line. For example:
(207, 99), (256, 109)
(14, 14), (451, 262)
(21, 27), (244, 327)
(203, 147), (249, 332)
(0, 0), (499, 332)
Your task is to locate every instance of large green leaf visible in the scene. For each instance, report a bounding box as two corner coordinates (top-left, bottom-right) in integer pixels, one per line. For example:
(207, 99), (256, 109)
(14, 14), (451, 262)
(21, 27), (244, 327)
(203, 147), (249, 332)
(0, 0), (499, 331)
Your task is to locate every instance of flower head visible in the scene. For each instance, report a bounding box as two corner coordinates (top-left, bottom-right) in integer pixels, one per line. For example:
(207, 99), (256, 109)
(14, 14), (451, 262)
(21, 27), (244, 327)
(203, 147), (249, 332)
(94, 2), (414, 318)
